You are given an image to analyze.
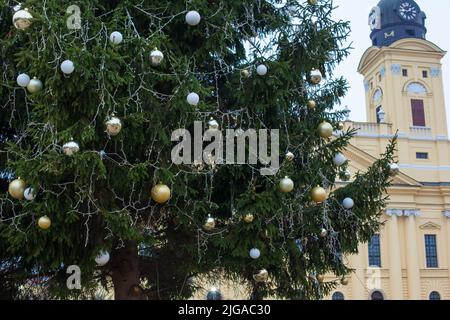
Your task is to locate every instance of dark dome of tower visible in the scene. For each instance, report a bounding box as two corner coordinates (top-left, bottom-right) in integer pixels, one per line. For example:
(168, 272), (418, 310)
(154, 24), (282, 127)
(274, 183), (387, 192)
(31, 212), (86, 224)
(369, 0), (427, 47)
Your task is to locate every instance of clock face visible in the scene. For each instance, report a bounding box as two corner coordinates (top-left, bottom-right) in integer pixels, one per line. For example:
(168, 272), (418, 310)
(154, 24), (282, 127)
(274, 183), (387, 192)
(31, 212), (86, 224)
(398, 2), (419, 21)
(368, 6), (381, 30)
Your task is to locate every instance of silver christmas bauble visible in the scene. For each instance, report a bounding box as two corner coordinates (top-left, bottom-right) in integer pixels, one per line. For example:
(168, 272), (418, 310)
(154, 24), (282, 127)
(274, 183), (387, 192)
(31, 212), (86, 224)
(110, 31), (123, 44)
(24, 187), (36, 201)
(13, 9), (33, 30)
(320, 228), (328, 237)
(206, 287), (222, 300)
(249, 248), (261, 259)
(17, 73), (30, 87)
(256, 64), (268, 76)
(333, 153), (347, 167)
(253, 269), (269, 283)
(105, 116), (122, 136)
(26, 77), (43, 93)
(63, 141), (80, 156)
(203, 215), (216, 231)
(187, 92), (200, 106)
(389, 163), (400, 176)
(310, 69), (323, 84)
(60, 60), (75, 75)
(280, 176), (294, 193)
(208, 118), (219, 130)
(285, 152), (295, 161)
(343, 197), (354, 209)
(186, 10), (201, 26)
(95, 251), (110, 266)
(150, 48), (164, 66)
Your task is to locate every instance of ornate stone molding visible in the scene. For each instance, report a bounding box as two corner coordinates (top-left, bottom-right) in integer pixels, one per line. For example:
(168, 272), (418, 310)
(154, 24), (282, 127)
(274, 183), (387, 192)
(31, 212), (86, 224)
(386, 209), (421, 217)
(403, 209), (421, 217)
(444, 211), (450, 218)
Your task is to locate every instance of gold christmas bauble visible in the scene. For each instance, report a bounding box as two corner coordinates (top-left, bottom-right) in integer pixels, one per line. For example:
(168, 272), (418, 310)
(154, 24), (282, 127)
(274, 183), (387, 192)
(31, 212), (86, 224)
(253, 269), (269, 283)
(8, 178), (26, 200)
(151, 183), (171, 204)
(340, 278), (349, 286)
(13, 8), (33, 30)
(307, 100), (317, 110)
(241, 69), (250, 78)
(311, 186), (327, 204)
(38, 216), (51, 230)
(26, 77), (43, 93)
(318, 121), (333, 138)
(280, 176), (294, 193)
(308, 0), (318, 5)
(203, 215), (216, 231)
(316, 274), (325, 283)
(105, 116), (122, 136)
(150, 48), (164, 66)
(243, 214), (254, 224)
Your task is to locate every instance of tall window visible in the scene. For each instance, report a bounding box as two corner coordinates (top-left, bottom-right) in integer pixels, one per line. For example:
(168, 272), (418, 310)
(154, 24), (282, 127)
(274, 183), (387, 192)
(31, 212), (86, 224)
(425, 235), (438, 268)
(332, 292), (345, 300)
(368, 234), (382, 267)
(429, 291), (441, 300)
(411, 99), (426, 127)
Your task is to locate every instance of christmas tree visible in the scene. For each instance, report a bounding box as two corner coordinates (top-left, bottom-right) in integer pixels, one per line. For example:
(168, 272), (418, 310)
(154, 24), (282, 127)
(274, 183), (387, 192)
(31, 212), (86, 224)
(0, 0), (396, 300)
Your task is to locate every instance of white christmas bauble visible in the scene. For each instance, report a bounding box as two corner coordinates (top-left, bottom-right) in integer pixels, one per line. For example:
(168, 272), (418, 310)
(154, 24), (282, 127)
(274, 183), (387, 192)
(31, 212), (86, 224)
(250, 248), (261, 259)
(280, 176), (294, 193)
(95, 251), (110, 266)
(333, 153), (347, 167)
(26, 77), (43, 93)
(186, 10), (201, 26)
(389, 163), (400, 176)
(17, 73), (31, 87)
(208, 118), (219, 130)
(286, 152), (294, 161)
(24, 187), (36, 201)
(63, 141), (80, 156)
(256, 64), (268, 76)
(187, 92), (200, 106)
(13, 9), (33, 30)
(343, 197), (354, 209)
(150, 48), (164, 66)
(110, 31), (123, 45)
(60, 60), (75, 75)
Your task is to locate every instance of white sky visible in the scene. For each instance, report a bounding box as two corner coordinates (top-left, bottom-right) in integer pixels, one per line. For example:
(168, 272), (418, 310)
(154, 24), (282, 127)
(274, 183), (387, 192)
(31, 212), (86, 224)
(333, 0), (450, 132)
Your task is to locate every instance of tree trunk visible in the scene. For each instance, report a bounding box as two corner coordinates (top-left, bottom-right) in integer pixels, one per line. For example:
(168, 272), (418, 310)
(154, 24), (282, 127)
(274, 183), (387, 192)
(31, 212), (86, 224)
(111, 240), (145, 300)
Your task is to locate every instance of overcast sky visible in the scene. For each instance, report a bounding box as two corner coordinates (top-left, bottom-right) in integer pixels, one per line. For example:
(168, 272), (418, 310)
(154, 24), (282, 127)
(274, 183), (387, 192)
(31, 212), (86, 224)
(332, 0), (450, 132)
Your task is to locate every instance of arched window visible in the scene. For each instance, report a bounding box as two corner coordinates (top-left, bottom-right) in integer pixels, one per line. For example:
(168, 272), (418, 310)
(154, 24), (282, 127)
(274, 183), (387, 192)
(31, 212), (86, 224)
(370, 290), (384, 300)
(429, 291), (441, 300)
(407, 82), (427, 95)
(332, 292), (345, 300)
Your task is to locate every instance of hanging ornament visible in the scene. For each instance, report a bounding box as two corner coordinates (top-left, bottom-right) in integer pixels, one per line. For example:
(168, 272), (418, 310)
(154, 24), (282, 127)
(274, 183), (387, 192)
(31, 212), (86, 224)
(203, 215), (216, 231)
(13, 8), (33, 30)
(150, 48), (164, 66)
(206, 287), (222, 300)
(185, 10), (201, 26)
(62, 141), (80, 156)
(279, 176), (294, 193)
(105, 116), (123, 136)
(60, 60), (75, 75)
(310, 69), (323, 84)
(241, 69), (250, 78)
(109, 31), (123, 44)
(285, 151), (295, 161)
(208, 118), (219, 130)
(38, 216), (51, 230)
(333, 153), (347, 167)
(342, 197), (354, 209)
(17, 73), (30, 87)
(26, 77), (43, 93)
(307, 100), (317, 110)
(318, 121), (333, 138)
(342, 170), (351, 181)
(253, 269), (269, 283)
(95, 251), (110, 266)
(256, 64), (268, 76)
(311, 186), (327, 203)
(151, 183), (171, 204)
(320, 228), (328, 238)
(249, 248), (261, 259)
(187, 92), (200, 106)
(24, 187), (36, 201)
(243, 213), (254, 224)
(337, 122), (345, 131)
(8, 178), (26, 200)
(340, 278), (349, 286)
(316, 274), (325, 283)
(389, 163), (400, 176)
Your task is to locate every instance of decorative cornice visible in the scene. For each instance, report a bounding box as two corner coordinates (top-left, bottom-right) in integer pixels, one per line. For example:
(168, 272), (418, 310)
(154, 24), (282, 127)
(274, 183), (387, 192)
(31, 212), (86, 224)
(386, 209), (403, 217)
(403, 209), (421, 217)
(444, 211), (450, 218)
(386, 209), (421, 217)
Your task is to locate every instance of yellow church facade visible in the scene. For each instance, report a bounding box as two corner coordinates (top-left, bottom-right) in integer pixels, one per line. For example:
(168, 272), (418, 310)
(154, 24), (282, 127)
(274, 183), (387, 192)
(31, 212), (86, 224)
(325, 0), (450, 300)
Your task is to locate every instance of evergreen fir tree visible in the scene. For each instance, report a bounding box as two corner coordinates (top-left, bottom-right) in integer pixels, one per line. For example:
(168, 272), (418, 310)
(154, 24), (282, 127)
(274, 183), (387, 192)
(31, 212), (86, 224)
(0, 0), (396, 300)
